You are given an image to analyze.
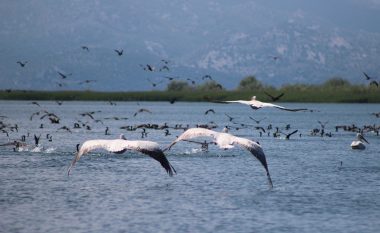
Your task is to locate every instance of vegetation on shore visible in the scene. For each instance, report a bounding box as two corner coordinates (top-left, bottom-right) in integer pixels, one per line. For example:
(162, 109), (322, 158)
(1, 76), (379, 103)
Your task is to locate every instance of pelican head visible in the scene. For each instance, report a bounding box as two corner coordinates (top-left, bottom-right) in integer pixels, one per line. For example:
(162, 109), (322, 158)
(251, 96), (256, 100)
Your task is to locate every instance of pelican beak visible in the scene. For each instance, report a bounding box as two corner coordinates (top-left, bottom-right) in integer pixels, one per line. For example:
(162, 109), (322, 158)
(362, 136), (369, 144)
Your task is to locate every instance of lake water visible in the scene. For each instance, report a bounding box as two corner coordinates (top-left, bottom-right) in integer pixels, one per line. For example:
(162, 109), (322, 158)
(0, 101), (379, 233)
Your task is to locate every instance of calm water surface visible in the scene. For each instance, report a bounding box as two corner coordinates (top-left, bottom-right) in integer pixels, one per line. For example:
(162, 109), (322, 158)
(0, 101), (379, 233)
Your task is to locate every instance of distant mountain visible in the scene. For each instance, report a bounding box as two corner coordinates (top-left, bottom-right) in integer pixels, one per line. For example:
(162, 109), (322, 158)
(0, 0), (379, 91)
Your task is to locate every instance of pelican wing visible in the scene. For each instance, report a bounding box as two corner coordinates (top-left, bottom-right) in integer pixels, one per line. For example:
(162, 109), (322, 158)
(68, 139), (175, 176)
(231, 136), (273, 188)
(68, 139), (128, 175)
(122, 140), (176, 176)
(261, 102), (307, 112)
(164, 128), (217, 151)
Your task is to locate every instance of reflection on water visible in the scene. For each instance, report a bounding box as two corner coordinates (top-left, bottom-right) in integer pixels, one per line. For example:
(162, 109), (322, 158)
(0, 101), (379, 233)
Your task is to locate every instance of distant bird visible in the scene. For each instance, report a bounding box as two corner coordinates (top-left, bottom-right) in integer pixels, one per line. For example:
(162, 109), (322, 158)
(57, 71), (72, 79)
(204, 109), (215, 115)
(222, 96), (308, 112)
(362, 72), (372, 80)
(351, 133), (369, 150)
(34, 134), (41, 146)
(105, 127), (110, 135)
(17, 61), (28, 67)
(81, 46), (89, 51)
(370, 80), (379, 87)
(224, 113), (235, 122)
(114, 49), (123, 56)
(57, 126), (72, 133)
(202, 75), (213, 81)
(163, 76), (179, 81)
(270, 56), (281, 61)
(79, 112), (96, 119)
(164, 128), (273, 188)
(249, 117), (266, 124)
(0, 140), (27, 150)
(79, 80), (97, 85)
(147, 78), (163, 87)
(108, 101), (117, 106)
(187, 78), (196, 85)
(67, 134), (176, 176)
(264, 92), (284, 102)
(169, 97), (177, 104)
(31, 101), (40, 107)
(56, 101), (63, 105)
(318, 121), (329, 129)
(133, 108), (152, 117)
(159, 65), (170, 72)
(140, 64), (155, 71)
(281, 130), (298, 140)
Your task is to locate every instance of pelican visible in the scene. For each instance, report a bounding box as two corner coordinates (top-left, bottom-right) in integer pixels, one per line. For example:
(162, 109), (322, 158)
(222, 96), (307, 112)
(68, 134), (176, 176)
(351, 133), (369, 150)
(164, 128), (273, 188)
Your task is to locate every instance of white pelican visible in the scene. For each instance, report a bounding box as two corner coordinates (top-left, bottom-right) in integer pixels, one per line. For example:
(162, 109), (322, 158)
(68, 134), (176, 176)
(351, 133), (369, 150)
(222, 96), (308, 112)
(164, 128), (273, 188)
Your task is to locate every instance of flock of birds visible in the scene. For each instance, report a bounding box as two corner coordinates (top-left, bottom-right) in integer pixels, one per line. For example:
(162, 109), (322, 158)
(13, 46), (224, 91)
(1, 92), (378, 189)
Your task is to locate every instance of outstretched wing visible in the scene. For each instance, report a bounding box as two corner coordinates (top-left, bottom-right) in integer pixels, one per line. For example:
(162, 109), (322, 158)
(262, 102), (307, 112)
(68, 139), (129, 175)
(164, 128), (217, 151)
(231, 136), (273, 188)
(123, 140), (176, 176)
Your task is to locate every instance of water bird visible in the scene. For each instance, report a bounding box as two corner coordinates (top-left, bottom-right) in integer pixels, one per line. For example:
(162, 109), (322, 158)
(370, 80), (379, 87)
(17, 61), (28, 67)
(264, 92), (284, 102)
(31, 101), (40, 107)
(81, 46), (89, 51)
(281, 130), (298, 140)
(133, 108), (152, 117)
(67, 134), (176, 176)
(224, 113), (235, 122)
(164, 127), (273, 188)
(222, 96), (308, 112)
(57, 126), (72, 133)
(350, 133), (369, 150)
(114, 49), (123, 56)
(362, 72), (373, 80)
(57, 71), (72, 79)
(204, 109), (215, 115)
(79, 80), (97, 85)
(249, 117), (266, 124)
(147, 78), (163, 87)
(202, 75), (213, 81)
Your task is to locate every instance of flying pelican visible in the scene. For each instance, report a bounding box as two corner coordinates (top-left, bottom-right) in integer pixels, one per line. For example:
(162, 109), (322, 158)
(164, 128), (273, 188)
(222, 96), (308, 112)
(17, 61), (28, 67)
(68, 134), (176, 176)
(351, 133), (369, 150)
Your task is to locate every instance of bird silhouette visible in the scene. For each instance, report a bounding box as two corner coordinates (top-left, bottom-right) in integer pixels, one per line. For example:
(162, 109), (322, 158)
(57, 71), (72, 79)
(264, 92), (285, 102)
(114, 49), (123, 56)
(17, 61), (28, 67)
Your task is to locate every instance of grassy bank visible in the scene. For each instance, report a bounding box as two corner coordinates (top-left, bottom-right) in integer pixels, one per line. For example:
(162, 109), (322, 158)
(0, 87), (379, 103)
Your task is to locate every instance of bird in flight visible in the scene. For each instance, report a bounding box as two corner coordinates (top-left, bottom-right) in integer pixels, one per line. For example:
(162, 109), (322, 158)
(164, 127), (273, 188)
(264, 92), (284, 102)
(221, 96), (308, 112)
(17, 61), (28, 67)
(67, 134), (176, 176)
(81, 46), (89, 51)
(57, 71), (72, 79)
(114, 49), (123, 56)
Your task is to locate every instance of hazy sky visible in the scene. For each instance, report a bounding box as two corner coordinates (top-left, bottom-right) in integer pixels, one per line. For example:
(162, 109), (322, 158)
(1, 0), (379, 90)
